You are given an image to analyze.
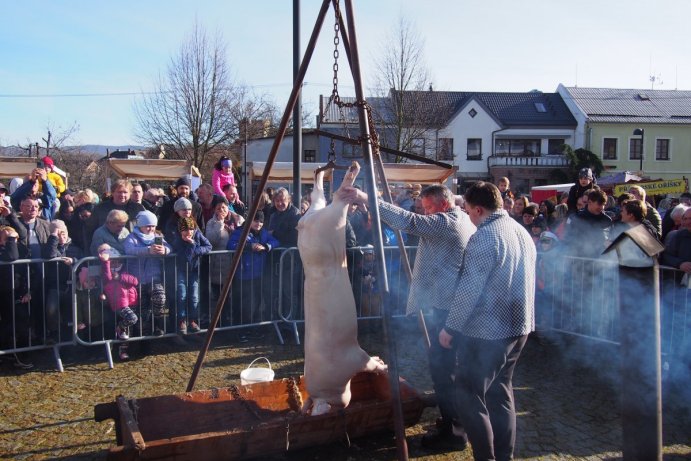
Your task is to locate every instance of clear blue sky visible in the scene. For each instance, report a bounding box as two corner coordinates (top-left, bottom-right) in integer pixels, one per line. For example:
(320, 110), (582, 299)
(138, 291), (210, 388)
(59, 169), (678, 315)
(1, 0), (689, 146)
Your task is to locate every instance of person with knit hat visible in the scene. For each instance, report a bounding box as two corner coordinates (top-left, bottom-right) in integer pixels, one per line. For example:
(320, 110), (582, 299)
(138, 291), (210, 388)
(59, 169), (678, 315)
(123, 210), (172, 336)
(163, 196), (193, 242)
(158, 176), (203, 234)
(171, 216), (211, 335)
(566, 167), (598, 214)
(40, 156), (66, 198)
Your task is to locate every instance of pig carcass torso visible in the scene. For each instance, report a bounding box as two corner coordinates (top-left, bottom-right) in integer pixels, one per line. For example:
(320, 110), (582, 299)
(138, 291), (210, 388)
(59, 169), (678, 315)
(297, 162), (386, 415)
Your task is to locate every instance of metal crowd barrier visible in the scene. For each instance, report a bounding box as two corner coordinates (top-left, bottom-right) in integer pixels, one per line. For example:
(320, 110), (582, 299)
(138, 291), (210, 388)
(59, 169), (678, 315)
(2, 246), (689, 373)
(71, 250), (289, 368)
(539, 254), (690, 366)
(0, 257), (74, 371)
(275, 246), (416, 344)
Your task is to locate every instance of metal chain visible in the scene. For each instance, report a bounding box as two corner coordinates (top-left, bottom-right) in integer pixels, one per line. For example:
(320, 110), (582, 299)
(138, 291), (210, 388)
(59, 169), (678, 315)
(329, 0), (381, 160)
(331, 0), (341, 104)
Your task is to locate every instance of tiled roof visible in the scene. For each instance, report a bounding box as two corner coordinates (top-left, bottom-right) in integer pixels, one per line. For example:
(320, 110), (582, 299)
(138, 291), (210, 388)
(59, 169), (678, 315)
(564, 87), (691, 124)
(321, 90), (577, 128)
(396, 90), (577, 127)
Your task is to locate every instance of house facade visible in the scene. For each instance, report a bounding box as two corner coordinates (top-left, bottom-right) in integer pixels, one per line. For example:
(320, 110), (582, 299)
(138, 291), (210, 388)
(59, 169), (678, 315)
(320, 91), (578, 195)
(557, 85), (691, 182)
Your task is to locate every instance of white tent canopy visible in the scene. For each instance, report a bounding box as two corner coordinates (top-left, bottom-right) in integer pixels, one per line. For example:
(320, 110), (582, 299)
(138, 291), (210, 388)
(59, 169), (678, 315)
(249, 161), (455, 185)
(0, 157), (68, 184)
(106, 158), (201, 181)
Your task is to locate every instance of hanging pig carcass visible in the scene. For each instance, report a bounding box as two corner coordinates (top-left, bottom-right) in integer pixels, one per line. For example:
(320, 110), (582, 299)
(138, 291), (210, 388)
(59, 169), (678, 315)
(297, 161), (387, 416)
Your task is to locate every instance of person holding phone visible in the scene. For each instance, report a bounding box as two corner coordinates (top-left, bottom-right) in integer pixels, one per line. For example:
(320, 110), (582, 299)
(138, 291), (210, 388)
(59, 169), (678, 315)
(10, 166), (57, 221)
(123, 211), (171, 336)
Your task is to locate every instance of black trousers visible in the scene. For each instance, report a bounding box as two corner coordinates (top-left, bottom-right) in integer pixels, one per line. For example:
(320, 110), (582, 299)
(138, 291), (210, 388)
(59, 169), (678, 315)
(427, 308), (460, 427)
(454, 334), (528, 461)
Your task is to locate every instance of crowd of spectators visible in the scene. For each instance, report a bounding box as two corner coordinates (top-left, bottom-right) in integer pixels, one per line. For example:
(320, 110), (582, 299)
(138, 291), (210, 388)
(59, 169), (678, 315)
(1, 158), (689, 370)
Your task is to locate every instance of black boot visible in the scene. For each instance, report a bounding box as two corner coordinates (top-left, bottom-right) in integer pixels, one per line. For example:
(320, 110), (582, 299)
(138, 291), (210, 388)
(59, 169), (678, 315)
(421, 420), (468, 451)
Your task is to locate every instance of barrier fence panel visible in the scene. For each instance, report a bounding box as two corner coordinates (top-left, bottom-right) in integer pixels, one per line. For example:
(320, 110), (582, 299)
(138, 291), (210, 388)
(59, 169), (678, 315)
(658, 265), (690, 370)
(0, 258), (73, 371)
(2, 243), (688, 373)
(276, 246), (415, 344)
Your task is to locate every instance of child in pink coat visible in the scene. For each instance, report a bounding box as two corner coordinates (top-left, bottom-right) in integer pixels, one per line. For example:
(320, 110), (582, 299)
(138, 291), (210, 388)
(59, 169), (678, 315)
(212, 156), (236, 196)
(98, 243), (138, 360)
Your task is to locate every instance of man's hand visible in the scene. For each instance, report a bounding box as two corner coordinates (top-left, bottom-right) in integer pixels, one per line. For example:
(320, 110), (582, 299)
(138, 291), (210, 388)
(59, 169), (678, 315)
(340, 186), (368, 204)
(439, 328), (454, 349)
(680, 261), (691, 273)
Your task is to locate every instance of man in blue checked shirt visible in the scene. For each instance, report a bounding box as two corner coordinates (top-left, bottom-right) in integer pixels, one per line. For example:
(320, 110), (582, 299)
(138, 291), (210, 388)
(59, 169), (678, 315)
(440, 181), (536, 461)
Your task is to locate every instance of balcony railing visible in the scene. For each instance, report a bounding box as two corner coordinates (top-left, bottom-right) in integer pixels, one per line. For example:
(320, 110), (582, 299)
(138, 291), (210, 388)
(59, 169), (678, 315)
(488, 154), (569, 167)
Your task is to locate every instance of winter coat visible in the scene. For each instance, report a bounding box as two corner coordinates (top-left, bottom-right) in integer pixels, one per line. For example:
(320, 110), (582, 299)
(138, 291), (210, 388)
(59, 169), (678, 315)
(123, 232), (172, 284)
(566, 180), (596, 214)
(211, 169), (235, 197)
(266, 205), (301, 247)
(228, 226), (279, 280)
(90, 224), (129, 257)
(171, 228), (212, 272)
(101, 259), (138, 311)
(204, 215), (231, 282)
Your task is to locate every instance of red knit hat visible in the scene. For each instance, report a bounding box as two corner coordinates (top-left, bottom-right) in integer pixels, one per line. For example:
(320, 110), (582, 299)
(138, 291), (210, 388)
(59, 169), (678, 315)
(42, 156), (55, 168)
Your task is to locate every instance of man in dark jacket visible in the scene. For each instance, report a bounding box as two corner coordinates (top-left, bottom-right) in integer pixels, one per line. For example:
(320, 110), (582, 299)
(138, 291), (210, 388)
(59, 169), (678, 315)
(158, 177), (203, 233)
(565, 189), (612, 258)
(567, 168), (597, 214)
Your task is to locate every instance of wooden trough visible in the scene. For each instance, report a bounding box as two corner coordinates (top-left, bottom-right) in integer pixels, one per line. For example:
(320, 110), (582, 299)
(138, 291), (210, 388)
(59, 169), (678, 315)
(94, 372), (435, 460)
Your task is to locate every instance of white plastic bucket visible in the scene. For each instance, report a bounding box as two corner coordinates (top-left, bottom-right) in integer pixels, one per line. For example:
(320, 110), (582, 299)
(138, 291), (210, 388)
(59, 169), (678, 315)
(240, 357), (275, 385)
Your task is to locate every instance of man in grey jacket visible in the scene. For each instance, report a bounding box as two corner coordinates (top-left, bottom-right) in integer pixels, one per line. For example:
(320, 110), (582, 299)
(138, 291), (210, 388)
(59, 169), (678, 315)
(348, 184), (476, 450)
(440, 181), (536, 461)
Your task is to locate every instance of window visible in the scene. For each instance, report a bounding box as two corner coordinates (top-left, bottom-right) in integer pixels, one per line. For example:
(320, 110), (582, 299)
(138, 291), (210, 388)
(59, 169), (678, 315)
(603, 138), (617, 160)
(534, 102), (547, 113)
(437, 138), (454, 160)
(548, 139), (565, 154)
(303, 149), (316, 162)
(656, 139), (670, 160)
(468, 108), (477, 118)
(467, 138), (482, 160)
(342, 144), (359, 158)
(411, 138), (425, 155)
(494, 139), (541, 156)
(629, 138), (642, 160)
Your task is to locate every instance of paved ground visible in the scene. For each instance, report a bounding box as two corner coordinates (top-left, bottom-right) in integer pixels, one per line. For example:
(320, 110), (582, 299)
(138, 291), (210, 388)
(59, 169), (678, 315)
(1, 319), (689, 460)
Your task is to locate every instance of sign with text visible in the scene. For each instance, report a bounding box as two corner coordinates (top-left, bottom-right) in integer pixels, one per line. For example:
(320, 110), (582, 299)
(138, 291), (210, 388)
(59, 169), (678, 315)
(613, 178), (688, 197)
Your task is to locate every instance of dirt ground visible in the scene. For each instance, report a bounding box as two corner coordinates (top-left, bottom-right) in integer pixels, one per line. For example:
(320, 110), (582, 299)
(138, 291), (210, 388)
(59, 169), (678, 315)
(1, 319), (690, 460)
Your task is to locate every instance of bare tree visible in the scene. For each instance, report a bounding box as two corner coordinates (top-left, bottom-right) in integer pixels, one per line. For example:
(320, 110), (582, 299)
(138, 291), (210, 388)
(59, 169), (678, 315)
(134, 22), (240, 169)
(370, 16), (447, 162)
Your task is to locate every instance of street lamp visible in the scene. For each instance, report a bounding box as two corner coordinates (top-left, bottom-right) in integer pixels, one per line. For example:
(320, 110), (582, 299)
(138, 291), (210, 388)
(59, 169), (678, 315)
(633, 128), (644, 173)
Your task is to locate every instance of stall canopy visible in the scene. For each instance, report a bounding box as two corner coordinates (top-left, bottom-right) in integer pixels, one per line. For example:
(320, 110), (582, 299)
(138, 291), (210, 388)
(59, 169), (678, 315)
(0, 156), (68, 184)
(0, 157), (37, 179)
(106, 158), (201, 181)
(249, 161), (455, 185)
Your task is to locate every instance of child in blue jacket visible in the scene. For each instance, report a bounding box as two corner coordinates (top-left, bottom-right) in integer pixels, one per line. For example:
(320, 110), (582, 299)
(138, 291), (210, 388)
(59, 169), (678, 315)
(171, 217), (211, 335)
(228, 211), (279, 325)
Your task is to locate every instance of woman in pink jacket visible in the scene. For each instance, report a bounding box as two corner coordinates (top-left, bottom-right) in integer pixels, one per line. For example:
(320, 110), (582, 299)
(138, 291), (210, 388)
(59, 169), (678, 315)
(212, 156), (236, 196)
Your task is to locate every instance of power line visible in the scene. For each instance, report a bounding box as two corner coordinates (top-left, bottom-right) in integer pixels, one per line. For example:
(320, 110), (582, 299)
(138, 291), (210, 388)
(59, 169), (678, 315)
(0, 81), (353, 99)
